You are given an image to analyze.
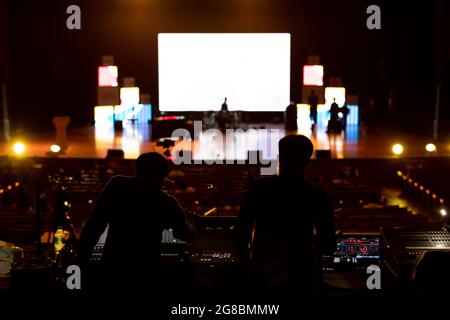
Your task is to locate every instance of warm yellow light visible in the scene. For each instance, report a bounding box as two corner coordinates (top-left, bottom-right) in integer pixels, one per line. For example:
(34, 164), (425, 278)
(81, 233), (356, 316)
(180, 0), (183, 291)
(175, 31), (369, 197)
(392, 144), (404, 155)
(120, 87), (140, 106)
(13, 142), (26, 155)
(440, 209), (447, 217)
(397, 171), (402, 177)
(425, 143), (436, 152)
(50, 144), (61, 153)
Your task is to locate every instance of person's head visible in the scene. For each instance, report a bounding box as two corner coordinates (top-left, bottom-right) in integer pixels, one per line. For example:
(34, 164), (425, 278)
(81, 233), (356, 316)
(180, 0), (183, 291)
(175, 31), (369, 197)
(135, 152), (169, 187)
(278, 135), (314, 176)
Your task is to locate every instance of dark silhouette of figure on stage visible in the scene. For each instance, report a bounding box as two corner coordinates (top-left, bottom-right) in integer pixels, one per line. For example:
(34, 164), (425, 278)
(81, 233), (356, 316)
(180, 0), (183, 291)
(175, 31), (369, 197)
(236, 135), (335, 294)
(327, 98), (342, 133)
(221, 97), (228, 112)
(217, 97), (231, 131)
(285, 101), (298, 131)
(77, 152), (194, 291)
(341, 102), (350, 129)
(308, 90), (319, 129)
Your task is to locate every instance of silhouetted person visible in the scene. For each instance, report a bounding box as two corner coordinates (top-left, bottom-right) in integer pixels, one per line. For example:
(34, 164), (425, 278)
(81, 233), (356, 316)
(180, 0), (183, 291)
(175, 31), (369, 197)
(236, 135), (335, 295)
(341, 102), (350, 128)
(221, 97), (228, 112)
(285, 101), (297, 131)
(77, 152), (194, 291)
(327, 98), (341, 133)
(329, 98), (340, 121)
(308, 90), (319, 128)
(217, 97), (230, 131)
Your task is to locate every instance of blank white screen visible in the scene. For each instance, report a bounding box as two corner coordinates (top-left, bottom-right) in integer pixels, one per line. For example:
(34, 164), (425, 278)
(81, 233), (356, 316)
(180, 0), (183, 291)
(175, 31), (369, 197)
(158, 33), (291, 112)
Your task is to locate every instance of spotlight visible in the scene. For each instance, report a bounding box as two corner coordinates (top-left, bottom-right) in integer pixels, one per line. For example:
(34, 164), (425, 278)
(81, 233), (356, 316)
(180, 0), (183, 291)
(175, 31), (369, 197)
(425, 143), (436, 152)
(50, 144), (61, 153)
(440, 209), (447, 217)
(392, 144), (403, 155)
(13, 142), (26, 155)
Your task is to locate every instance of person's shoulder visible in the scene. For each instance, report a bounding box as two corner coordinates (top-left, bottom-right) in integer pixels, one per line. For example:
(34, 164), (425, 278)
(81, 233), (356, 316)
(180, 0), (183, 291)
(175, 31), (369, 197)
(160, 190), (182, 204)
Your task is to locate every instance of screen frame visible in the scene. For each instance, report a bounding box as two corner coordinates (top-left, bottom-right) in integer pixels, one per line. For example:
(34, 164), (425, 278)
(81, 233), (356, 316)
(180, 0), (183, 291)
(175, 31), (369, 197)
(157, 33), (291, 112)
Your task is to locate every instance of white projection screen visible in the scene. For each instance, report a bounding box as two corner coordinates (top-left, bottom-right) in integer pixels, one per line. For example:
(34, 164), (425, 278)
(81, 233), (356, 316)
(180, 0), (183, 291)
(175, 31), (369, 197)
(158, 33), (291, 112)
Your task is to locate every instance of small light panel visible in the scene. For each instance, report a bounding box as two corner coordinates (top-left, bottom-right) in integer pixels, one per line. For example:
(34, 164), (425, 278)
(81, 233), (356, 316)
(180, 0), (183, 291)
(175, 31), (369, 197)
(120, 87), (140, 106)
(98, 66), (118, 87)
(303, 65), (324, 86)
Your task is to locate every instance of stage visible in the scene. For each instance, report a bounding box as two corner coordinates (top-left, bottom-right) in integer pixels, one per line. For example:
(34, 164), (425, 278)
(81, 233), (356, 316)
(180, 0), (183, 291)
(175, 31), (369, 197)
(2, 122), (449, 160)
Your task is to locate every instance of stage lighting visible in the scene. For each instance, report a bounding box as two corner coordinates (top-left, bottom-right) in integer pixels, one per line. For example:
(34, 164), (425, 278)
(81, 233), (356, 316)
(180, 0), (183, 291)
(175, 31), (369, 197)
(94, 106), (115, 128)
(303, 65), (324, 86)
(98, 66), (118, 87)
(50, 144), (61, 153)
(440, 208), (447, 217)
(425, 143), (436, 152)
(13, 142), (26, 155)
(392, 144), (404, 155)
(120, 87), (140, 106)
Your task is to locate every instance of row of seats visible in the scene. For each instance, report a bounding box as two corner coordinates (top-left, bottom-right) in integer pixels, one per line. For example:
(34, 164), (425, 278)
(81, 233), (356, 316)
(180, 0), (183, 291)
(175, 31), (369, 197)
(0, 157), (437, 246)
